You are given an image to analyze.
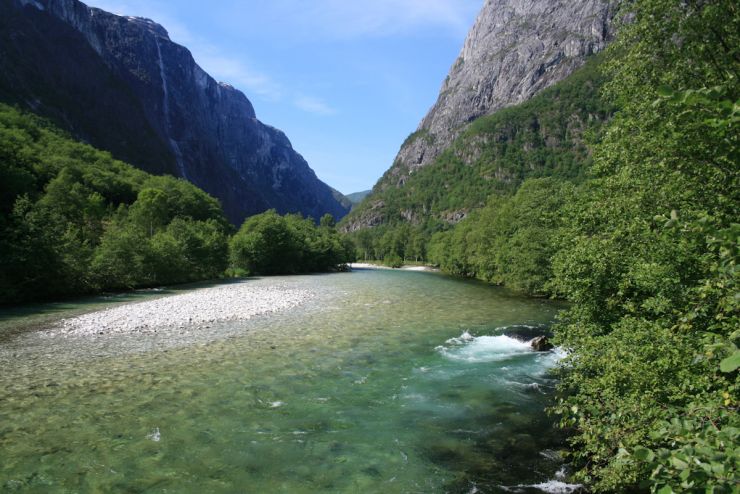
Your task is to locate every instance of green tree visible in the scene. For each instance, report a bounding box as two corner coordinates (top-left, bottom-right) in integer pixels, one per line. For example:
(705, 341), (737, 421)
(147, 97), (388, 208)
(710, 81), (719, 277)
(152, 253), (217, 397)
(319, 213), (336, 229)
(229, 210), (353, 275)
(129, 188), (170, 236)
(0, 103), (231, 302)
(547, 0), (739, 491)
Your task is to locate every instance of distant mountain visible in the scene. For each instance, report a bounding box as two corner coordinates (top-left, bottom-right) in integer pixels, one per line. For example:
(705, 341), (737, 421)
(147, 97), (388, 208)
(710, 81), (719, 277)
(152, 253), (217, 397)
(0, 0), (349, 225)
(346, 190), (371, 206)
(342, 58), (613, 233)
(330, 188), (353, 211)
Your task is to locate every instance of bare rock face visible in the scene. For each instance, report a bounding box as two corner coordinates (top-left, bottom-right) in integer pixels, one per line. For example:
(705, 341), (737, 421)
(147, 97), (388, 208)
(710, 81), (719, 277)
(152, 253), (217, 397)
(2, 0), (349, 225)
(394, 0), (617, 174)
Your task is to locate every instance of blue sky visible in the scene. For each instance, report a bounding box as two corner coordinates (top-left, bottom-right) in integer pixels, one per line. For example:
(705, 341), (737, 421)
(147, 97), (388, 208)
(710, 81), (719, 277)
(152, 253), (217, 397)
(86, 0), (482, 194)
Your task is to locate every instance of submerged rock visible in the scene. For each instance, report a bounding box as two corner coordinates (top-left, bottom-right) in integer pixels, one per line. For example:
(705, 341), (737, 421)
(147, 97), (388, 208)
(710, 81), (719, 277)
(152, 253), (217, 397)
(530, 336), (554, 352)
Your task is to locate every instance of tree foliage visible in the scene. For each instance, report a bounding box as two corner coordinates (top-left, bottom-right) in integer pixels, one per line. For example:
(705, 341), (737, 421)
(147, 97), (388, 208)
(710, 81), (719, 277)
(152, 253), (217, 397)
(0, 104), (352, 304)
(345, 1), (738, 491)
(547, 1), (739, 491)
(0, 103), (229, 303)
(428, 178), (575, 295)
(342, 55), (612, 271)
(341, 55), (612, 238)
(229, 210), (354, 275)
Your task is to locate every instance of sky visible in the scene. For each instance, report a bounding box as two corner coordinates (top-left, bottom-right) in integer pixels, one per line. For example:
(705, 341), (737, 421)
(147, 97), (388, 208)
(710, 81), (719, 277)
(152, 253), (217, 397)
(86, 0), (483, 195)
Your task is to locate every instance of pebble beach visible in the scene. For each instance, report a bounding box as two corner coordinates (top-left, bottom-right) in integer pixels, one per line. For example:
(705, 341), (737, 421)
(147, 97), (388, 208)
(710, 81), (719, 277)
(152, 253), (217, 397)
(49, 282), (314, 337)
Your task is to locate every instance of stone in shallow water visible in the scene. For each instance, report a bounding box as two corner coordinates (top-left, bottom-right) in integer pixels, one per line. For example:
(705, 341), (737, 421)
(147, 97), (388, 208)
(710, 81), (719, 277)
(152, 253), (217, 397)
(530, 336), (554, 352)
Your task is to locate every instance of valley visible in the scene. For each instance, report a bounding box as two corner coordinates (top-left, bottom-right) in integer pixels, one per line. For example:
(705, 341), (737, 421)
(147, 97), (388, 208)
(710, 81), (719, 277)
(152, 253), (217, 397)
(0, 0), (737, 492)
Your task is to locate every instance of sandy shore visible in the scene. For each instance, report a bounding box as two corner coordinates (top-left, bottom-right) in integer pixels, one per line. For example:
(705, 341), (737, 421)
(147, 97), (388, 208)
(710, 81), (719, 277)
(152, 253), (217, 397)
(50, 282), (313, 337)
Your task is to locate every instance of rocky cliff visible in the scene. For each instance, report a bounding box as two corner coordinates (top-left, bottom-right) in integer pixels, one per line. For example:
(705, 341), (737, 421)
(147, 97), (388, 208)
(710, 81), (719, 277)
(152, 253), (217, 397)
(0, 0), (349, 224)
(391, 0), (616, 180)
(341, 0), (619, 232)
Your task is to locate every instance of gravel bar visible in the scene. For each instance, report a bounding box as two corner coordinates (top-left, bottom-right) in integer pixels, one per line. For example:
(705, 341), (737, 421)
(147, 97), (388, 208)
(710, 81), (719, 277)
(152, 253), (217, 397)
(50, 282), (314, 337)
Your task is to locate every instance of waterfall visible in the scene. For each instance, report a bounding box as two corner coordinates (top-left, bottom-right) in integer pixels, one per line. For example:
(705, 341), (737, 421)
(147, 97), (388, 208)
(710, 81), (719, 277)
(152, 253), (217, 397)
(155, 36), (187, 179)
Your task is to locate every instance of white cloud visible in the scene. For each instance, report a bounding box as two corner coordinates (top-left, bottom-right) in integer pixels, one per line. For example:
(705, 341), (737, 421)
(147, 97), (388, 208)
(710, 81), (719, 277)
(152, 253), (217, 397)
(294, 95), (337, 116)
(84, 0), (481, 117)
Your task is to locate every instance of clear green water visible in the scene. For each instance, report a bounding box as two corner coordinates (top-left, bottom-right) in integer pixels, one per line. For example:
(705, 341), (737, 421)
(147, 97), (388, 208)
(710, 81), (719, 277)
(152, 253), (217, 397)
(0, 269), (568, 493)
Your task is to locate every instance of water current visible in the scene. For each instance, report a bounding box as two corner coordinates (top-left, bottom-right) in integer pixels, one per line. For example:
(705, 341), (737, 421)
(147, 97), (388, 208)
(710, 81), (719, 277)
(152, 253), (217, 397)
(0, 268), (576, 493)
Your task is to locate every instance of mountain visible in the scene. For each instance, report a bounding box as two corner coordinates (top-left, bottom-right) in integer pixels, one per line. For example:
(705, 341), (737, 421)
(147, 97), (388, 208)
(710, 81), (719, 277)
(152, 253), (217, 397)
(330, 188), (353, 211)
(343, 0), (617, 232)
(346, 190), (371, 206)
(0, 0), (349, 225)
(395, 0), (616, 174)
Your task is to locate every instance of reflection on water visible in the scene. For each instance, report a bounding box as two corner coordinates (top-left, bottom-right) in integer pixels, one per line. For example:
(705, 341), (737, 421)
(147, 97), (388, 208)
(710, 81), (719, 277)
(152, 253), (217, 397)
(0, 269), (571, 493)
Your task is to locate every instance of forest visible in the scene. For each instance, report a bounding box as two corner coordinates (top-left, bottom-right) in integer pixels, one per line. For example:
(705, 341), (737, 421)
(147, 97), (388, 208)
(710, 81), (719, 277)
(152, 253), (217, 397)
(0, 105), (353, 304)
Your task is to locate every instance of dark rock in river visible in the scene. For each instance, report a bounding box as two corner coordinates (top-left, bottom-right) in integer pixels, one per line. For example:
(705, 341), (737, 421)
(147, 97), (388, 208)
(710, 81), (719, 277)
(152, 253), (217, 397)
(530, 336), (554, 352)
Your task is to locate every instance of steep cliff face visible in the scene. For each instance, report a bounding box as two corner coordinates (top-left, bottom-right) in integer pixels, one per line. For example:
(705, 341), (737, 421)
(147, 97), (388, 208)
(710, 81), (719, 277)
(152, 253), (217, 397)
(392, 0), (616, 178)
(1, 0), (349, 224)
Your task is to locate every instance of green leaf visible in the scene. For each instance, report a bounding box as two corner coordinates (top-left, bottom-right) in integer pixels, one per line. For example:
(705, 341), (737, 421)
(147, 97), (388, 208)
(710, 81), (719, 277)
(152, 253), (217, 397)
(719, 350), (740, 373)
(670, 457), (689, 470)
(657, 85), (674, 98)
(634, 446), (655, 462)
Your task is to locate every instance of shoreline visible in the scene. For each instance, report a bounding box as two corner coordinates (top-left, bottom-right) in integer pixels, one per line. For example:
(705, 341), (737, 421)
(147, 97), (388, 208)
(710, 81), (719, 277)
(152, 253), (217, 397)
(7, 267), (439, 340)
(48, 281), (314, 338)
(350, 262), (439, 272)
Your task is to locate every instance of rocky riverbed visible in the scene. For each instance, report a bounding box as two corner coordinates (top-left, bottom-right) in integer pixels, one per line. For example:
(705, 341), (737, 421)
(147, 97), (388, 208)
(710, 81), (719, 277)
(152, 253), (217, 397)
(48, 282), (314, 337)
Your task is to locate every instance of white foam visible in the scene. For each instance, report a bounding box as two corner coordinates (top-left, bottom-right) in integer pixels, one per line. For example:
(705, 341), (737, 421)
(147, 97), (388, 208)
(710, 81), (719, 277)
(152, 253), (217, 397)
(146, 427), (161, 442)
(502, 476), (582, 493)
(528, 480), (582, 493)
(534, 347), (569, 370)
(439, 332), (532, 363)
(445, 330), (476, 345)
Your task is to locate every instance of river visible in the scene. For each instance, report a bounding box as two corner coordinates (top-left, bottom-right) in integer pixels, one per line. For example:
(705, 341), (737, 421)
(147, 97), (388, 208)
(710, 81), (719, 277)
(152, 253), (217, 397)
(0, 268), (575, 493)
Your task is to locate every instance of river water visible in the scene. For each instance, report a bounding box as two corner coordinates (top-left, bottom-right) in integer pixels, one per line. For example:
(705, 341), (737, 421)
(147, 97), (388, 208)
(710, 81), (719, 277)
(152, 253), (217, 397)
(0, 269), (574, 493)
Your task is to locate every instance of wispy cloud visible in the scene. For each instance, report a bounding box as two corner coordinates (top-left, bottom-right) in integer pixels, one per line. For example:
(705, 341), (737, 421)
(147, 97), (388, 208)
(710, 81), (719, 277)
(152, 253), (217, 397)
(188, 47), (283, 101)
(294, 95), (337, 116)
(85, 0), (480, 117)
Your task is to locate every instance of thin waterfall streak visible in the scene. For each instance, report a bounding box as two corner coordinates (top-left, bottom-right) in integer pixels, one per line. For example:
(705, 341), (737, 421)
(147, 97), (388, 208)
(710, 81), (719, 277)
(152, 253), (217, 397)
(155, 36), (187, 179)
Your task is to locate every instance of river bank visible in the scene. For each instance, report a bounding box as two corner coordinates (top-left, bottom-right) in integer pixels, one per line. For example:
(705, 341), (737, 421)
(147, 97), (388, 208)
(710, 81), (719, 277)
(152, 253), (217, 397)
(48, 281), (313, 338)
(350, 262), (439, 272)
